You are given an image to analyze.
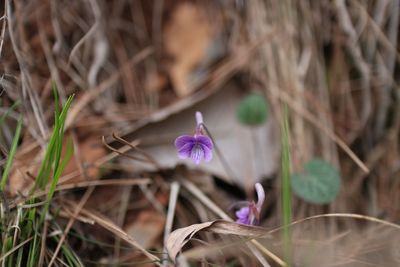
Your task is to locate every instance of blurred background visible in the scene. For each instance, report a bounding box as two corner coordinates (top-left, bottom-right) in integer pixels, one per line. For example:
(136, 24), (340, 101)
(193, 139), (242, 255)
(1, 0), (400, 266)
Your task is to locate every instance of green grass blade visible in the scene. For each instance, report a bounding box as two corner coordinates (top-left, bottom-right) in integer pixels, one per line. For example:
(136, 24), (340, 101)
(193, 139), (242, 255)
(49, 234), (83, 267)
(61, 243), (83, 267)
(47, 138), (73, 203)
(1, 86), (76, 266)
(2, 236), (13, 265)
(34, 133), (57, 190)
(25, 209), (38, 266)
(33, 94), (74, 191)
(39, 95), (74, 222)
(1, 117), (23, 191)
(27, 235), (39, 267)
(281, 104), (292, 266)
(52, 81), (60, 120)
(0, 101), (21, 149)
(0, 101), (20, 126)
(40, 138), (73, 225)
(52, 95), (73, 174)
(15, 244), (24, 267)
(24, 87), (74, 265)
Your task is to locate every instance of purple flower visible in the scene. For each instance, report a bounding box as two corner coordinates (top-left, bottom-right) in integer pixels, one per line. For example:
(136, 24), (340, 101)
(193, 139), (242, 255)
(235, 183), (265, 225)
(174, 112), (213, 165)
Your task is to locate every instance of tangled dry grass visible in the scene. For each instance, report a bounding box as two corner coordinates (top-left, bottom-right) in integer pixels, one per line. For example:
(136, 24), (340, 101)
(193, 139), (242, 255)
(1, 0), (400, 266)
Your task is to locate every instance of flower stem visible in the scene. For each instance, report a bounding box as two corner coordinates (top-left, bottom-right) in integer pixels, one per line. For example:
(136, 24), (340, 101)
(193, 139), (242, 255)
(200, 123), (240, 185)
(250, 130), (262, 185)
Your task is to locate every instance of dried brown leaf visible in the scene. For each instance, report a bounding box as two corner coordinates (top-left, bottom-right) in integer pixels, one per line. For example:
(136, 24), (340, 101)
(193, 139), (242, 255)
(164, 3), (218, 97)
(166, 220), (267, 261)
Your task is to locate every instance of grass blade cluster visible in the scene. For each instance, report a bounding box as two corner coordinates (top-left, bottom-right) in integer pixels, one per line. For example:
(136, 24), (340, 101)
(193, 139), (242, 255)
(0, 85), (81, 266)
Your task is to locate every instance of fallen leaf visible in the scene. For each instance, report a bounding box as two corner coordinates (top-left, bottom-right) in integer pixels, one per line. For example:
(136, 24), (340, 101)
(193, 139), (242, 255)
(164, 3), (222, 97)
(122, 83), (279, 190)
(166, 220), (268, 261)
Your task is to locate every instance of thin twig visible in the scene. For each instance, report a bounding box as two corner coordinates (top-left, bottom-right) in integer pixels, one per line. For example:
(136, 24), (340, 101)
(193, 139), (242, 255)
(113, 185), (132, 261)
(101, 136), (152, 164)
(65, 47), (153, 129)
(6, 0), (48, 139)
(139, 184), (165, 214)
(36, 7), (66, 101)
(200, 123), (240, 185)
(48, 186), (95, 267)
(62, 200), (161, 265)
(11, 178), (150, 210)
(266, 213), (400, 235)
(0, 1), (7, 58)
(0, 190), (9, 212)
(0, 237), (33, 263)
(163, 181), (180, 266)
(112, 133), (162, 169)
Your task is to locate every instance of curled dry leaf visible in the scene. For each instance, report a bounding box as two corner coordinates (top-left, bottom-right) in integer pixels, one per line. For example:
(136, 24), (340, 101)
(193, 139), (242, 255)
(166, 219), (267, 261)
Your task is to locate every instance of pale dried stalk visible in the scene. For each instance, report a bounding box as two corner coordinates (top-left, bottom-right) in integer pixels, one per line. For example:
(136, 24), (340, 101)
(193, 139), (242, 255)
(163, 181), (180, 266)
(113, 185), (132, 261)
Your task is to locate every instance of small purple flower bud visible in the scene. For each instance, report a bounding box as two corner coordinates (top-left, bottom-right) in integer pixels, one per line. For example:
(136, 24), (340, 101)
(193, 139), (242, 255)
(255, 183), (265, 211)
(195, 111), (204, 128)
(174, 112), (213, 165)
(235, 183), (265, 225)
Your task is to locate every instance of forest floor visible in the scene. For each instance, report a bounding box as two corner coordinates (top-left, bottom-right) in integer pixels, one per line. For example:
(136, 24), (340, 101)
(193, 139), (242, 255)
(1, 1), (400, 266)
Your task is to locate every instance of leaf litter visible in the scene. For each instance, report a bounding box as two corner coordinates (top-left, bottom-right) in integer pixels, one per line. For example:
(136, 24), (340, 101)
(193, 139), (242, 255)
(2, 0), (400, 266)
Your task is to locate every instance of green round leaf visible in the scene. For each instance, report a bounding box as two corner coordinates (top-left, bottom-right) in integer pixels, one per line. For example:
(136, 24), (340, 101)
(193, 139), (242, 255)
(291, 159), (341, 204)
(237, 94), (269, 126)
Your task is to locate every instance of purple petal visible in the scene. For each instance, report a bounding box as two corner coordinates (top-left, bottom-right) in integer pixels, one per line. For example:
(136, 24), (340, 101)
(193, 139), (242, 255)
(196, 135), (213, 149)
(178, 143), (194, 159)
(201, 144), (213, 162)
(190, 144), (204, 165)
(175, 135), (195, 150)
(235, 207), (249, 219)
(235, 207), (250, 225)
